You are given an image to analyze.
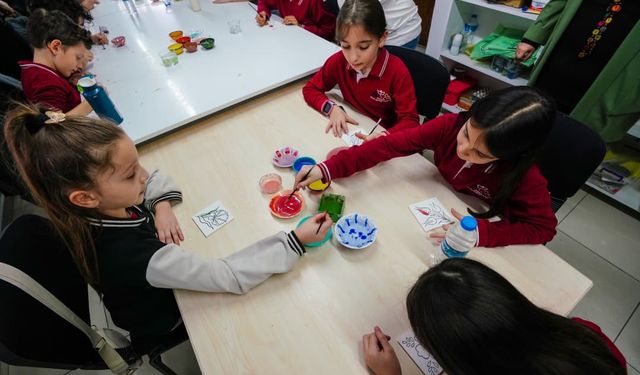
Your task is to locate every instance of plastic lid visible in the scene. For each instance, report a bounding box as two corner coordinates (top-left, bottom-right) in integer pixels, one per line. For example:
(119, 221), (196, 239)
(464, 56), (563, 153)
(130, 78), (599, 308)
(460, 216), (477, 231)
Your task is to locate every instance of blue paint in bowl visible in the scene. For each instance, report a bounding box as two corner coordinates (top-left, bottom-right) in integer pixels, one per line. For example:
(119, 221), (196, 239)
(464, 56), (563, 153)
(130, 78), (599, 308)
(334, 213), (377, 250)
(292, 156), (317, 173)
(296, 215), (332, 247)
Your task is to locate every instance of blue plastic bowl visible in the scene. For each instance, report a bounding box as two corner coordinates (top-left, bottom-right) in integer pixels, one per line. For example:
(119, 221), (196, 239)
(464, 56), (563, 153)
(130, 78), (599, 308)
(334, 213), (377, 250)
(292, 156), (317, 173)
(296, 215), (332, 247)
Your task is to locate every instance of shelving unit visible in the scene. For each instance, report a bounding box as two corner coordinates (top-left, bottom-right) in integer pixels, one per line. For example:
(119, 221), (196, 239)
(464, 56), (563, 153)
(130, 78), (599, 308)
(426, 0), (537, 112)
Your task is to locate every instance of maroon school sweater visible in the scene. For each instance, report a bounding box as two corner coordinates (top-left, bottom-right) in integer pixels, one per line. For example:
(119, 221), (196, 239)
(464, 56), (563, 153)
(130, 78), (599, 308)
(257, 0), (336, 40)
(303, 48), (419, 133)
(18, 61), (81, 113)
(317, 113), (558, 247)
(573, 317), (627, 370)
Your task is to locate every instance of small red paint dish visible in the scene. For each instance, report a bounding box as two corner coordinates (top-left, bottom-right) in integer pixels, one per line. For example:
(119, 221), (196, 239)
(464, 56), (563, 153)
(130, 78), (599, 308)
(269, 190), (304, 219)
(176, 36), (191, 45)
(111, 36), (126, 47)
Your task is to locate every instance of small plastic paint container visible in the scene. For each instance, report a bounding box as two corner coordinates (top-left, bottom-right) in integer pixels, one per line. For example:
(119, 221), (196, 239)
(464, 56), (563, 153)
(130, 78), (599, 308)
(189, 29), (203, 39)
(269, 190), (304, 219)
(308, 179), (330, 192)
(111, 36), (126, 47)
(259, 173), (282, 194)
(200, 37), (215, 49)
(296, 215), (332, 247)
(159, 51), (178, 67)
(184, 41), (198, 53)
(168, 43), (183, 55)
(169, 30), (183, 40)
(292, 156), (316, 173)
(176, 36), (191, 45)
(326, 146), (349, 160)
(334, 213), (377, 250)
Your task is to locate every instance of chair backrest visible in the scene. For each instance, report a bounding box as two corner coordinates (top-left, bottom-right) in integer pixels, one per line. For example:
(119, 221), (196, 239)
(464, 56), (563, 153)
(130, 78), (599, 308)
(0, 74), (29, 197)
(0, 215), (105, 370)
(386, 45), (450, 119)
(324, 0), (339, 15)
(538, 112), (606, 211)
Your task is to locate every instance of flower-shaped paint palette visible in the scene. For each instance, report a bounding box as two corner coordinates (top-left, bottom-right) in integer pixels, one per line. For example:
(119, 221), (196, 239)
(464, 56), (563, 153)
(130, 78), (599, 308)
(272, 146), (300, 168)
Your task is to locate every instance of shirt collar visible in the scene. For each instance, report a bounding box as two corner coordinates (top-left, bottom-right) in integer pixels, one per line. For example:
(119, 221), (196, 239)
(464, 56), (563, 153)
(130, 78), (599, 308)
(345, 48), (390, 79)
(18, 60), (66, 80)
(87, 206), (149, 228)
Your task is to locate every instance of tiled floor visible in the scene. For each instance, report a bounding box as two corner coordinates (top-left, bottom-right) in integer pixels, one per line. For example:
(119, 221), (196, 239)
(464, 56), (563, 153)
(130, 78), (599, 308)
(1, 189), (639, 374)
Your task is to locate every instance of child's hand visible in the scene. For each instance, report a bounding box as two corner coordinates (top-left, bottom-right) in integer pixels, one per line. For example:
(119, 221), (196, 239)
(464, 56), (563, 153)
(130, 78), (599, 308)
(293, 212), (332, 244)
(294, 165), (324, 190)
(326, 106), (359, 137)
(429, 208), (464, 243)
(256, 11), (268, 26)
(363, 326), (402, 375)
(355, 130), (389, 143)
(283, 15), (299, 26)
(154, 201), (185, 245)
(91, 32), (108, 45)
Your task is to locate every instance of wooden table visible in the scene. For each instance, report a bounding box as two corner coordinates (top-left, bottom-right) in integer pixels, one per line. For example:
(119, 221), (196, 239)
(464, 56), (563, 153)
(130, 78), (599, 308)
(90, 0), (338, 143)
(138, 82), (592, 374)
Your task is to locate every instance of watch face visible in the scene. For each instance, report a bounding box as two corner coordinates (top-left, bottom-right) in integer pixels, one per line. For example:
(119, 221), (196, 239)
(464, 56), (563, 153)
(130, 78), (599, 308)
(322, 101), (333, 114)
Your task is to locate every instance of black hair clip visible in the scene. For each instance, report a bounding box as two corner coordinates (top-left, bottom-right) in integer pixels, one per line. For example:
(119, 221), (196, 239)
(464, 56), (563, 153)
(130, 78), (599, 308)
(25, 111), (66, 134)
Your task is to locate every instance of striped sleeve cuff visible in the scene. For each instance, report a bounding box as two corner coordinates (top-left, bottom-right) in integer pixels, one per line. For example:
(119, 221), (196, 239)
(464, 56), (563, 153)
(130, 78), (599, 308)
(149, 191), (183, 208)
(287, 231), (306, 256)
(317, 162), (331, 183)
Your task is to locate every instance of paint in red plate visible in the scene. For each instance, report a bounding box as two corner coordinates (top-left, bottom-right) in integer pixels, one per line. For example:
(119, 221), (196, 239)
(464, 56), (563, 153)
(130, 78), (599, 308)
(269, 191), (304, 218)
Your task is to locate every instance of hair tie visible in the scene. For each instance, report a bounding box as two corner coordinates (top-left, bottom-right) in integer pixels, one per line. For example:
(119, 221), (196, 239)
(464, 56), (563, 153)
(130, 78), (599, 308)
(24, 111), (66, 134)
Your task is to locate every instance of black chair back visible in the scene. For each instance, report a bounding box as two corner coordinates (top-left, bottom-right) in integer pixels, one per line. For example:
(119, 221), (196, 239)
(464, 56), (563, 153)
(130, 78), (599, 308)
(538, 112), (606, 211)
(324, 0), (339, 15)
(0, 215), (106, 370)
(386, 45), (450, 119)
(0, 74), (29, 197)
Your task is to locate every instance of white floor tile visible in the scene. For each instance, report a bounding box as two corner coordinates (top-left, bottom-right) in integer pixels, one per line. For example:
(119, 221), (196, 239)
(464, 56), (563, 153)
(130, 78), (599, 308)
(159, 341), (201, 375)
(629, 365), (640, 375)
(555, 189), (587, 223)
(559, 194), (640, 281)
(5, 366), (70, 375)
(546, 232), (640, 338)
(616, 306), (640, 370)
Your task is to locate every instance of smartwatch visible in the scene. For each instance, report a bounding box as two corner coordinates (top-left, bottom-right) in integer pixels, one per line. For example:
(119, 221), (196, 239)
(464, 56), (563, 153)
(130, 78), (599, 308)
(321, 100), (336, 116)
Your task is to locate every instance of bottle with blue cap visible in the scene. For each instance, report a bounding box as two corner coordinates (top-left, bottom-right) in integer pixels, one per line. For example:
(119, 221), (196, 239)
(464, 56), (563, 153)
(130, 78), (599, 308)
(439, 215), (478, 260)
(77, 75), (123, 125)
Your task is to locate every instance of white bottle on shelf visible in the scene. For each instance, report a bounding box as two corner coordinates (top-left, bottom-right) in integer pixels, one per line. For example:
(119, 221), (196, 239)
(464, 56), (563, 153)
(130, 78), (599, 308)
(450, 33), (463, 56)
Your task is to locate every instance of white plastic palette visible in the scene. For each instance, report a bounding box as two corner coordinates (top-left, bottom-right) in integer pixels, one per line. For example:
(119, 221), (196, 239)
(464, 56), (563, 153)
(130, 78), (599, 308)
(272, 146), (300, 168)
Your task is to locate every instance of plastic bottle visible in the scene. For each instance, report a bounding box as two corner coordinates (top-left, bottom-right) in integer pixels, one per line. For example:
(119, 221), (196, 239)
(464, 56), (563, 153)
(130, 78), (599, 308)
(77, 76), (124, 125)
(462, 14), (479, 50)
(439, 216), (478, 260)
(190, 0), (201, 11)
(450, 33), (463, 56)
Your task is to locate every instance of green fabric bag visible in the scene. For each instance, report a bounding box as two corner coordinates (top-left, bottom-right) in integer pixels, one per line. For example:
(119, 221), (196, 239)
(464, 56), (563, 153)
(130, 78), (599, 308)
(470, 24), (540, 67)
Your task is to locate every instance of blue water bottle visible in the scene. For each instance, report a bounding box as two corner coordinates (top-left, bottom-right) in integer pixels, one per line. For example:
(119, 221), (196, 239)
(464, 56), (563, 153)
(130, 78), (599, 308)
(77, 76), (123, 124)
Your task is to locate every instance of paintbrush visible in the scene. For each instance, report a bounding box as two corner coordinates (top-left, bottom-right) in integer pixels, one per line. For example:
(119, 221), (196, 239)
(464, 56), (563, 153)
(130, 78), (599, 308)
(99, 26), (108, 50)
(315, 213), (327, 235)
(287, 166), (314, 201)
(249, 2), (269, 24)
(367, 118), (382, 136)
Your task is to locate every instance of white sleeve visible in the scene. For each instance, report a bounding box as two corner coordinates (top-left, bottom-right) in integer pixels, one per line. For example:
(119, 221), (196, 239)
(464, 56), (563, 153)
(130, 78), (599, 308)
(145, 231), (305, 294)
(143, 169), (182, 210)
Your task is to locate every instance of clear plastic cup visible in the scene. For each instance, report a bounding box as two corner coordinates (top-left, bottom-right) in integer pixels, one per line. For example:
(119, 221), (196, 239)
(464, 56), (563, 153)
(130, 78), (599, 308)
(159, 51), (178, 67)
(228, 19), (241, 34)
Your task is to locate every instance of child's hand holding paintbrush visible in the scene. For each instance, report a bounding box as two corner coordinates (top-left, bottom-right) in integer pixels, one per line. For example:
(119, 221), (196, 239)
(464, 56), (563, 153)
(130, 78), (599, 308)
(249, 2), (269, 26)
(294, 212), (332, 244)
(293, 165), (324, 191)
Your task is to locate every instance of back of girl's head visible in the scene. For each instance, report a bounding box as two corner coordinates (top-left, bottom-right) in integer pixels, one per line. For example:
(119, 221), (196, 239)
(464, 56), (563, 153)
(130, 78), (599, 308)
(27, 8), (92, 49)
(466, 87), (556, 218)
(29, 0), (93, 23)
(406, 258), (626, 375)
(3, 103), (124, 290)
(336, 0), (386, 41)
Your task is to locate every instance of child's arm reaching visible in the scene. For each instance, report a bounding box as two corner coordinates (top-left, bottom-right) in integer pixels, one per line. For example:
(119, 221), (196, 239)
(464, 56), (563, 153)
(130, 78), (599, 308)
(144, 169), (184, 244)
(145, 213), (332, 294)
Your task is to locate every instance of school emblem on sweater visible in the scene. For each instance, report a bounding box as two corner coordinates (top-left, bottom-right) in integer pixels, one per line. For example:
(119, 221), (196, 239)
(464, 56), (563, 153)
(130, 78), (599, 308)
(370, 89), (391, 103)
(468, 184), (491, 199)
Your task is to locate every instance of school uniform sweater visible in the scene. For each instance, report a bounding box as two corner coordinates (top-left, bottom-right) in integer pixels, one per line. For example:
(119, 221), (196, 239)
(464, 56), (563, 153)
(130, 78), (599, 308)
(303, 48), (420, 132)
(90, 170), (306, 339)
(573, 317), (627, 369)
(257, 0), (336, 40)
(316, 113), (558, 247)
(18, 60), (81, 113)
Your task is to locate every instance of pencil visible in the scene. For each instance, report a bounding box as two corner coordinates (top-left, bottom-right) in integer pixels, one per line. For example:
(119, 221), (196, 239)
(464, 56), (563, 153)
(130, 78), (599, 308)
(367, 118), (382, 136)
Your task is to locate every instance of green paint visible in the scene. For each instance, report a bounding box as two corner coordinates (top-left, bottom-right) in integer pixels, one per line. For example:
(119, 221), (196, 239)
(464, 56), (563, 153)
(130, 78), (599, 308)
(318, 193), (345, 222)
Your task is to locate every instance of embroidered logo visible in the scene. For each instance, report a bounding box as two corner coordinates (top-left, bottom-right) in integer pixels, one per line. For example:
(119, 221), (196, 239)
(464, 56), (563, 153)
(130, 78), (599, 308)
(370, 89), (391, 103)
(468, 184), (492, 199)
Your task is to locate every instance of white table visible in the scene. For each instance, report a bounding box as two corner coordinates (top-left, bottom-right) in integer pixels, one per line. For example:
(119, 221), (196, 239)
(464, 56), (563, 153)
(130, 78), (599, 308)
(139, 82), (593, 375)
(89, 0), (339, 143)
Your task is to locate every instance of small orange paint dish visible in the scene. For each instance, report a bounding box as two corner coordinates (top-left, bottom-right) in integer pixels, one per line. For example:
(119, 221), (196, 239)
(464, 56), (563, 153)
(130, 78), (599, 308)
(259, 173), (282, 194)
(169, 30), (183, 40)
(269, 190), (304, 219)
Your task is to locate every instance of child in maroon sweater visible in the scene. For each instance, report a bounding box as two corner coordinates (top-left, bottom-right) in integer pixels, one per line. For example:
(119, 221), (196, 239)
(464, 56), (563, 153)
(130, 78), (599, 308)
(296, 87), (559, 247)
(19, 9), (93, 115)
(302, 0), (419, 139)
(363, 258), (627, 375)
(256, 0), (336, 40)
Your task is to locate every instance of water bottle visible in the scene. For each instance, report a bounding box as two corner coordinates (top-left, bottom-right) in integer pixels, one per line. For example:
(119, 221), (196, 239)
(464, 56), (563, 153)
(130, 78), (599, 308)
(462, 14), (479, 50)
(77, 76), (124, 124)
(450, 33), (463, 56)
(436, 216), (478, 263)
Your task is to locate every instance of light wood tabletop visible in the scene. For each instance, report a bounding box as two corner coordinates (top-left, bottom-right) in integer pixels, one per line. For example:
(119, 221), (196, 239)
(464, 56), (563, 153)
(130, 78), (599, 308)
(138, 81), (592, 375)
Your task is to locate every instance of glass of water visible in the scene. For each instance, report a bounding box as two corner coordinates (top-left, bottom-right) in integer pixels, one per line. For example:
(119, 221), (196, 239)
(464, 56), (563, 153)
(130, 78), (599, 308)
(228, 19), (241, 34)
(159, 51), (178, 67)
